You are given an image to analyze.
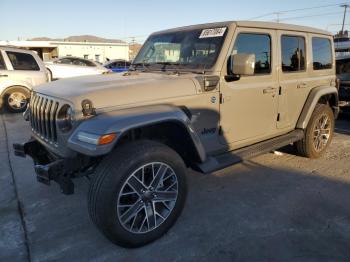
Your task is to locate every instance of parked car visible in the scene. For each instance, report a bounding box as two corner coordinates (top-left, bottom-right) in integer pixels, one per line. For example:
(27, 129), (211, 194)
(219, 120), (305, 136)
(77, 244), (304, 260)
(45, 56), (110, 80)
(14, 21), (338, 248)
(104, 59), (130, 72)
(336, 56), (350, 111)
(0, 46), (49, 112)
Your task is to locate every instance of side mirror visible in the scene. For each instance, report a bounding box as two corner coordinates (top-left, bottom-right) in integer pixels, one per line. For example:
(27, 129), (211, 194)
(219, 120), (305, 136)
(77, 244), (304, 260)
(227, 53), (255, 77)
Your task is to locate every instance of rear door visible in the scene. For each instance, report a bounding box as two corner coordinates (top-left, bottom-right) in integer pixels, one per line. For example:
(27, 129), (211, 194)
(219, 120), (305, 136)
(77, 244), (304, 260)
(277, 31), (310, 129)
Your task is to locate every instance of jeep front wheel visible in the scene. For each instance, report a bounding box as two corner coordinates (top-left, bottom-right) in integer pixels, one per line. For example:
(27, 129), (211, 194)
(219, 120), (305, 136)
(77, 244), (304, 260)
(295, 103), (334, 158)
(88, 140), (187, 248)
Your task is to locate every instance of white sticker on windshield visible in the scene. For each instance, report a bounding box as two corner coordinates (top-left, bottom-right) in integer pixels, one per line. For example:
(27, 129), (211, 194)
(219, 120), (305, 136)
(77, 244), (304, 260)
(199, 27), (227, 38)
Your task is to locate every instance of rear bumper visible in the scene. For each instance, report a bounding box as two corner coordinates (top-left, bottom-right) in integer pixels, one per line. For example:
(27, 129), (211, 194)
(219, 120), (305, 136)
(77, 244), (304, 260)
(13, 139), (88, 195)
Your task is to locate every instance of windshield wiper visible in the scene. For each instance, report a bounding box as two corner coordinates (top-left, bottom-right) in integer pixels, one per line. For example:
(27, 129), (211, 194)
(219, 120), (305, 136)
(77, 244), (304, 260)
(154, 62), (189, 74)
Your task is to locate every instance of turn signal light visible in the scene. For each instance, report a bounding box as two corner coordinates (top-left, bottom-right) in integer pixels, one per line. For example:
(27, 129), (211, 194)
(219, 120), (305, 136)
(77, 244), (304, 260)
(98, 133), (117, 145)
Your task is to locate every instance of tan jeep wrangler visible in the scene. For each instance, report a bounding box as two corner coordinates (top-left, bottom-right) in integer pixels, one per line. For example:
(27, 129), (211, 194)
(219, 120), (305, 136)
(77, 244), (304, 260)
(14, 21), (339, 248)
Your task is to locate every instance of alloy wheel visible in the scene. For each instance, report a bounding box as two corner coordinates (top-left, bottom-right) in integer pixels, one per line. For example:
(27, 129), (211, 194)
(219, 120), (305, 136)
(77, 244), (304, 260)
(313, 113), (331, 152)
(117, 162), (178, 234)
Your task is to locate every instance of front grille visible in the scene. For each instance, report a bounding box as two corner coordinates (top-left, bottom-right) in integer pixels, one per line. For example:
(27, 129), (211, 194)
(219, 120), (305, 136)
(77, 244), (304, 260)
(30, 93), (60, 143)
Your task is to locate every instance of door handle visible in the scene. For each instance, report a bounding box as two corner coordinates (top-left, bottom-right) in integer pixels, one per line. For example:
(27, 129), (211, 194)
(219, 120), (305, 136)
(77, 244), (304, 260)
(263, 87), (277, 94)
(297, 82), (307, 88)
(0, 74), (8, 77)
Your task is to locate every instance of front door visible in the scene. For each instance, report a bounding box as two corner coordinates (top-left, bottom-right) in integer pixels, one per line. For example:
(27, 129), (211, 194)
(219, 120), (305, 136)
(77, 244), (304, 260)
(219, 28), (279, 148)
(4, 50), (46, 86)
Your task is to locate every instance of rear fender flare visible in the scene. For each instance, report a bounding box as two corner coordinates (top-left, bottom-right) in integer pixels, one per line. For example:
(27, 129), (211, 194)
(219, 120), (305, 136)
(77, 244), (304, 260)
(296, 86), (339, 129)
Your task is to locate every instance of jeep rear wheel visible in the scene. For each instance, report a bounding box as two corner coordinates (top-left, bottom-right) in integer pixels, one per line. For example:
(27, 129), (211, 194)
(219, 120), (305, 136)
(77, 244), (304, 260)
(295, 103), (334, 158)
(88, 140), (187, 248)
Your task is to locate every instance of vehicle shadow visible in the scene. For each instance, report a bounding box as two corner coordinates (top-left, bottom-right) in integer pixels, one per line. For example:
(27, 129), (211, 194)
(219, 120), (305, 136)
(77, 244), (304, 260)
(3, 107), (350, 262)
(8, 153), (350, 262)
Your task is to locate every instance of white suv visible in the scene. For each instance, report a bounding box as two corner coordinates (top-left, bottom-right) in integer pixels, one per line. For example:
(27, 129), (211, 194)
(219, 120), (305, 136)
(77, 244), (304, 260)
(0, 46), (48, 112)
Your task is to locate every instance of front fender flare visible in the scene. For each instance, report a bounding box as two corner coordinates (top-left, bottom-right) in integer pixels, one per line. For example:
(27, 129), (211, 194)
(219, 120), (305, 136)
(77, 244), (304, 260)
(67, 104), (206, 162)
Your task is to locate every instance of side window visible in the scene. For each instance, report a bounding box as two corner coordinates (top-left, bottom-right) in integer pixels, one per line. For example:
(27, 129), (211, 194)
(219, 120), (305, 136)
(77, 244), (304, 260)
(6, 51), (40, 71)
(83, 59), (96, 67)
(233, 33), (271, 74)
(281, 35), (306, 72)
(0, 52), (6, 70)
(312, 37), (332, 70)
(57, 58), (73, 64)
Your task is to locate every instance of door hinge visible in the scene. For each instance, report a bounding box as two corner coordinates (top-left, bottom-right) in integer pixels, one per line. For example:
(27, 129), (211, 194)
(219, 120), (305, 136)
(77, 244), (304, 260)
(279, 86), (282, 95)
(277, 113), (280, 121)
(218, 126), (223, 135)
(219, 93), (224, 104)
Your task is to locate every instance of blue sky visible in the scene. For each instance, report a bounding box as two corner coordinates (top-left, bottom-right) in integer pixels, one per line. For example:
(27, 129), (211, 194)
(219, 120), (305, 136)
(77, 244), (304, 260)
(0, 0), (349, 42)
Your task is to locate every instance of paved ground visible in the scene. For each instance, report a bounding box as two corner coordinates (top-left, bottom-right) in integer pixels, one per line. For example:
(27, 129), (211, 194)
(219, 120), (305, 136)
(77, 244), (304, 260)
(0, 112), (350, 262)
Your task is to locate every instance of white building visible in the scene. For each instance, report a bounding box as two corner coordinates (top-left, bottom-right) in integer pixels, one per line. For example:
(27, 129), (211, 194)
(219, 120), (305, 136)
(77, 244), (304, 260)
(0, 40), (130, 62)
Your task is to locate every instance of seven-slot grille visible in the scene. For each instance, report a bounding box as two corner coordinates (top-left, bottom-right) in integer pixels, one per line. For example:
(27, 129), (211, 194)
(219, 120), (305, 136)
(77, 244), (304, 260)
(30, 93), (60, 143)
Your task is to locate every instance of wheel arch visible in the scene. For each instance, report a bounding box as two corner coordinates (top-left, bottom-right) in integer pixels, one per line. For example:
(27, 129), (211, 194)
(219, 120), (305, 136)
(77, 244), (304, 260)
(1, 84), (31, 97)
(46, 67), (53, 80)
(67, 105), (207, 164)
(296, 86), (339, 129)
(115, 120), (204, 166)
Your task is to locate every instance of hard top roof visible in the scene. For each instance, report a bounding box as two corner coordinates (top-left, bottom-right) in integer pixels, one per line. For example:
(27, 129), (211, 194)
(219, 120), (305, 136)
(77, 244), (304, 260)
(153, 21), (331, 36)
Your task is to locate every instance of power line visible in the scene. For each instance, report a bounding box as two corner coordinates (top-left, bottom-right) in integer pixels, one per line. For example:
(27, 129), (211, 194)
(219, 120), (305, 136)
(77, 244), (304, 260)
(276, 11), (344, 22)
(249, 2), (349, 20)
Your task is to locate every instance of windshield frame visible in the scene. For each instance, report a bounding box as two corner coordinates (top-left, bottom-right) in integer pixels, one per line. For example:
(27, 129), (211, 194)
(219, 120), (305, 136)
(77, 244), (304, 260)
(132, 26), (229, 73)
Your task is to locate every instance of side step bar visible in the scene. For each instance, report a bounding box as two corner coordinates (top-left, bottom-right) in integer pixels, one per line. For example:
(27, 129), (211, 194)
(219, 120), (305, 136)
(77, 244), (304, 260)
(196, 129), (304, 174)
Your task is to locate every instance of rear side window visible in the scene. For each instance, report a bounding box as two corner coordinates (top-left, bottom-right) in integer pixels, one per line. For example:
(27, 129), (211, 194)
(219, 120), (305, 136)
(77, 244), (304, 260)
(233, 33), (271, 74)
(0, 52), (6, 70)
(281, 35), (306, 72)
(6, 51), (40, 71)
(312, 37), (332, 70)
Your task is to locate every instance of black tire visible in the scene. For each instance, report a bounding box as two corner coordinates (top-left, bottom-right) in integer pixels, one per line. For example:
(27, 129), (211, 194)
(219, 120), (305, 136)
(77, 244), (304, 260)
(88, 140), (187, 248)
(3, 86), (30, 113)
(295, 103), (334, 158)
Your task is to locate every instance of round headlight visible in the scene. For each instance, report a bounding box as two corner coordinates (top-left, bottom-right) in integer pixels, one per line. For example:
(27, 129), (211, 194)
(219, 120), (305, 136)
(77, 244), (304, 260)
(57, 104), (73, 132)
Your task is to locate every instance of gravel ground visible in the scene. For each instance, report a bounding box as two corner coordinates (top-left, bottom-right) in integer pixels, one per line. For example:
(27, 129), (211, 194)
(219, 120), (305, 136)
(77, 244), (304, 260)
(0, 112), (349, 262)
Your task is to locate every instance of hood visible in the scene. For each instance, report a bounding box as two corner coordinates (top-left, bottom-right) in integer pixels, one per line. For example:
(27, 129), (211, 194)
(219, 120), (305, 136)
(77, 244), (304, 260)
(34, 72), (198, 110)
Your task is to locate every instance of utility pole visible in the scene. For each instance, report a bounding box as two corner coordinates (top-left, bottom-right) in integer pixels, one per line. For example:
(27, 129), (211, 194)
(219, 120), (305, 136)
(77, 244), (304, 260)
(341, 4), (349, 35)
(130, 37), (136, 61)
(274, 12), (282, 23)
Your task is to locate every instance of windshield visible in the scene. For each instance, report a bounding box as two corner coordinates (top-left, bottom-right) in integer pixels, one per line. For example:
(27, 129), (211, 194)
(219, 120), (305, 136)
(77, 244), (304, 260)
(133, 27), (228, 71)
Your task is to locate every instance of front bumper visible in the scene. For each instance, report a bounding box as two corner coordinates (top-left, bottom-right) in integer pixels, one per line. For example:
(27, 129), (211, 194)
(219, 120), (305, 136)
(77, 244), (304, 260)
(13, 139), (93, 194)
